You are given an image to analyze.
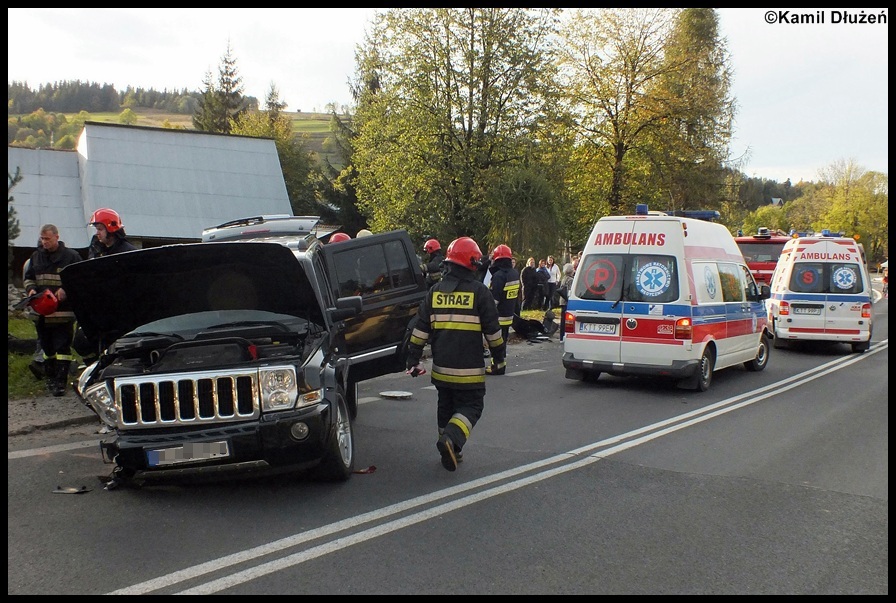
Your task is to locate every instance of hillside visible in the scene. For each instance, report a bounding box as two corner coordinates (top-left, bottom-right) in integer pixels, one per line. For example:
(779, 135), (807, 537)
(11, 107), (339, 163)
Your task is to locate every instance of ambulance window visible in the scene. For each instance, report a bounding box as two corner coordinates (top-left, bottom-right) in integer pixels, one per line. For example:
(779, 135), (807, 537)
(718, 263), (745, 302)
(790, 263), (824, 293)
(741, 264), (759, 299)
(829, 263), (862, 294)
(575, 254), (624, 300)
(692, 261), (721, 303)
(627, 255), (678, 303)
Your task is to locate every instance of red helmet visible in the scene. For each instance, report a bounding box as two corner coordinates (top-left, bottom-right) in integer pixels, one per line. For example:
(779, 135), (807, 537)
(492, 244), (513, 260)
(445, 237), (483, 271)
(329, 232), (351, 243)
(424, 239), (441, 254)
(30, 289), (58, 316)
(89, 208), (123, 233)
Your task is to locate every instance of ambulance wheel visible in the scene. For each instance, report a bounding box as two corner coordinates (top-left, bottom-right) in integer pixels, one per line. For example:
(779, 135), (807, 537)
(745, 333), (770, 372)
(851, 340), (870, 353)
(694, 348), (714, 392)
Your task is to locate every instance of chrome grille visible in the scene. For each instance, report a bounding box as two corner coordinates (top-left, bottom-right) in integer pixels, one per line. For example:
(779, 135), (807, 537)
(113, 369), (260, 428)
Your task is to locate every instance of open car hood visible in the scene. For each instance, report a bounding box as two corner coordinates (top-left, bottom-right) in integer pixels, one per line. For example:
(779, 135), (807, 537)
(61, 242), (325, 345)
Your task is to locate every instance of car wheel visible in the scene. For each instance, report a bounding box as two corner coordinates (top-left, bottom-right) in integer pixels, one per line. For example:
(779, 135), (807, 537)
(694, 347), (714, 392)
(745, 333), (770, 372)
(851, 340), (870, 354)
(313, 390), (354, 482)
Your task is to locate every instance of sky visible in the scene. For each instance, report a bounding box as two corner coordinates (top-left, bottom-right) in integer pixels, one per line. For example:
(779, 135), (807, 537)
(8, 8), (888, 184)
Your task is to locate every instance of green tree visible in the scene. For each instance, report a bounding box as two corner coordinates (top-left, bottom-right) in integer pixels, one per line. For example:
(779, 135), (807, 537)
(647, 8), (735, 213)
(118, 108), (138, 125)
(8, 168), (22, 282)
(556, 8), (681, 215)
(192, 42), (248, 134)
(352, 8), (563, 252)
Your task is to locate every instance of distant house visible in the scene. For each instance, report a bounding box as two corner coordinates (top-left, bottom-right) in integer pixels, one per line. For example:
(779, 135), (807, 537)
(770, 197), (784, 207)
(8, 121), (293, 283)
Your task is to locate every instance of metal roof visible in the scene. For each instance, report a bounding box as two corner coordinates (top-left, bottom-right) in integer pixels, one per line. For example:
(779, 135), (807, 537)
(8, 122), (293, 250)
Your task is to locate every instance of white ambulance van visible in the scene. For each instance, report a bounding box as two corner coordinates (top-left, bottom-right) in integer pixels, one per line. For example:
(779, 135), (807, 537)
(766, 231), (872, 353)
(561, 206), (771, 391)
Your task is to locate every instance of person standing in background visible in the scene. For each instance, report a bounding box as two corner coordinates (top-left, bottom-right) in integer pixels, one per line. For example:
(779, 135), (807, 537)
(422, 238), (445, 288)
(520, 257), (539, 311)
(485, 244), (520, 376)
(545, 255), (562, 310)
(23, 224), (83, 396)
(558, 253), (579, 341)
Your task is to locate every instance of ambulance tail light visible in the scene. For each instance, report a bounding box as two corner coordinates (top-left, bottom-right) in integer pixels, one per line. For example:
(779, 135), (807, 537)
(564, 311), (575, 336)
(861, 303), (871, 319)
(778, 301), (791, 316)
(674, 317), (692, 340)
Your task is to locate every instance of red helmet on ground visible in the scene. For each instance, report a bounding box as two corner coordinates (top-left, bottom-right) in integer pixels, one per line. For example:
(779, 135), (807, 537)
(89, 208), (123, 233)
(30, 289), (58, 316)
(329, 232), (351, 243)
(424, 239), (441, 254)
(445, 237), (483, 271)
(492, 244), (513, 260)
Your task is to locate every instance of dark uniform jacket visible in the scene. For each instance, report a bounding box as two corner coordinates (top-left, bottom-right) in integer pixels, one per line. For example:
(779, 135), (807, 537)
(23, 241), (82, 325)
(88, 234), (137, 259)
(406, 263), (505, 389)
(488, 258), (521, 327)
(423, 250), (445, 288)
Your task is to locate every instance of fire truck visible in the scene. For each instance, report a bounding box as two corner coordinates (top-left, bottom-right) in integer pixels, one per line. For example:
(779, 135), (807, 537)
(734, 227), (792, 286)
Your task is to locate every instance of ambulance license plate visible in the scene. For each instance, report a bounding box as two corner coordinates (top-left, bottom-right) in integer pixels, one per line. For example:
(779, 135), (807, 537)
(793, 307), (821, 315)
(147, 441), (230, 467)
(580, 322), (616, 334)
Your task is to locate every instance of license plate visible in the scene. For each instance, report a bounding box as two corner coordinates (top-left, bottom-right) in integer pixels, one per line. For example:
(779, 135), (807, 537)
(792, 307), (821, 315)
(147, 441), (230, 467)
(579, 322), (616, 334)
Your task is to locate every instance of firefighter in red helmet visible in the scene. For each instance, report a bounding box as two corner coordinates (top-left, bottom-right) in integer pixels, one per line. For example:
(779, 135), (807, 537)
(329, 232), (351, 243)
(485, 244), (520, 375)
(405, 236), (504, 471)
(422, 238), (445, 288)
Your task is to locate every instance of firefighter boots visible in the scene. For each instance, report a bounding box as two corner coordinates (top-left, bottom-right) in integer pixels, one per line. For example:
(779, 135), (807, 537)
(436, 434), (458, 471)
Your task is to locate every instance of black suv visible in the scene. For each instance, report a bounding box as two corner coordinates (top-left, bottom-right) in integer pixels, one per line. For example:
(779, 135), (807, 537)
(62, 216), (427, 485)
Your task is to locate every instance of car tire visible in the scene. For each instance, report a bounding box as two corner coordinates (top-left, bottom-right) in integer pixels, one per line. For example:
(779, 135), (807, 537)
(745, 333), (770, 372)
(693, 347), (714, 392)
(313, 390), (354, 482)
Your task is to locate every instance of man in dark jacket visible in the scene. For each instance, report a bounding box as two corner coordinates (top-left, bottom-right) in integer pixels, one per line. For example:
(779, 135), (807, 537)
(23, 224), (83, 396)
(486, 244), (520, 375)
(405, 237), (504, 471)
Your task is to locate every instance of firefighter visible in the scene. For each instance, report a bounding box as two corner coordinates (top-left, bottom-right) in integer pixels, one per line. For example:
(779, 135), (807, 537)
(23, 224), (83, 396)
(485, 244), (520, 375)
(422, 238), (445, 288)
(405, 236), (505, 471)
(329, 232), (351, 243)
(74, 208), (138, 367)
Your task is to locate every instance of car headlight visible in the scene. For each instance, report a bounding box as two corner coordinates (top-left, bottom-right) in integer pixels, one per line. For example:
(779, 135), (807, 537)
(260, 367), (302, 411)
(82, 381), (119, 428)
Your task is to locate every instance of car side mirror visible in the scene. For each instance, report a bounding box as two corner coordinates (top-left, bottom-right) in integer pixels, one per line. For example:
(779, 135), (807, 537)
(328, 295), (363, 322)
(759, 284), (771, 300)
